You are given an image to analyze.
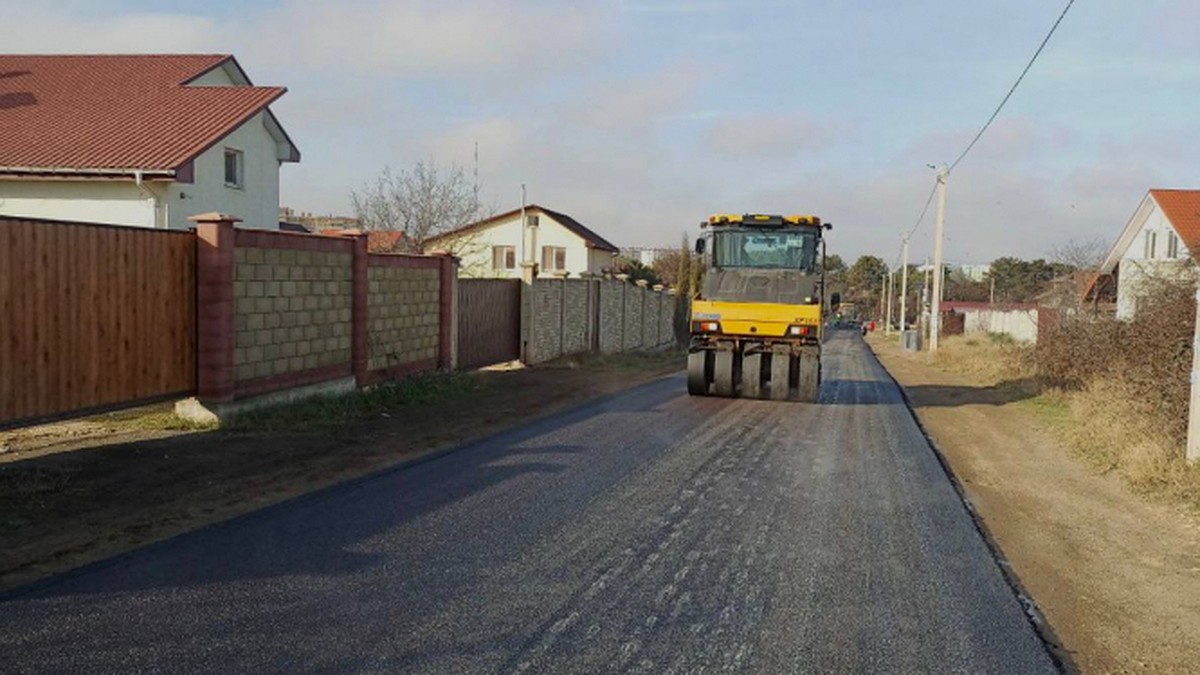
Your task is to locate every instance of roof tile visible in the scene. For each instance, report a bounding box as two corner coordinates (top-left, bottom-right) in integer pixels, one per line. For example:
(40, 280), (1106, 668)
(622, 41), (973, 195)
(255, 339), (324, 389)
(0, 54), (289, 172)
(1150, 189), (1200, 261)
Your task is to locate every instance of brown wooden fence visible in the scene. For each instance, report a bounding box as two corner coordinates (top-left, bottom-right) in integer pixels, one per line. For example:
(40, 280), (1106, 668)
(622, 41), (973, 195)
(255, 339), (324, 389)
(0, 217), (196, 428)
(457, 279), (521, 369)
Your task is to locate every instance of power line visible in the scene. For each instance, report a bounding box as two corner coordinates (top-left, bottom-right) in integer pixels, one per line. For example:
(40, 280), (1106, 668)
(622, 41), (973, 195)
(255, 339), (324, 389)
(949, 0), (1076, 172)
(906, 179), (939, 240)
(891, 178), (939, 271)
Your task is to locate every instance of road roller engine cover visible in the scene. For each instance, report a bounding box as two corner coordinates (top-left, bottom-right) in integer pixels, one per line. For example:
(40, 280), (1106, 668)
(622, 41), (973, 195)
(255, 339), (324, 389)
(687, 213), (834, 402)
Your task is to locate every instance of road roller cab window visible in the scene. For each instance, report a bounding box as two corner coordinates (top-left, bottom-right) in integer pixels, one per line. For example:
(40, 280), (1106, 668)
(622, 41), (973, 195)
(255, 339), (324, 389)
(712, 230), (818, 273)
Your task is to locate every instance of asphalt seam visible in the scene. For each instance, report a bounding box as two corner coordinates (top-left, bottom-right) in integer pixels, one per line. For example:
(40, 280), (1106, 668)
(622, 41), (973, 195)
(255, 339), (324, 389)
(863, 339), (1074, 675)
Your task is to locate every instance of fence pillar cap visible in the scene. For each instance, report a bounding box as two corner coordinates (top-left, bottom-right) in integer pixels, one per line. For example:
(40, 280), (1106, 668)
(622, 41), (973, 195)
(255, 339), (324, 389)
(188, 212), (242, 225)
(616, 273), (630, 282)
(635, 279), (649, 288)
(652, 284), (665, 292)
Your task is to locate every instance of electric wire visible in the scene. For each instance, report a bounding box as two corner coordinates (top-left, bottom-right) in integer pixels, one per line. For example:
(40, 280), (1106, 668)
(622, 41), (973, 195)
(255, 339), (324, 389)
(948, 0), (1076, 172)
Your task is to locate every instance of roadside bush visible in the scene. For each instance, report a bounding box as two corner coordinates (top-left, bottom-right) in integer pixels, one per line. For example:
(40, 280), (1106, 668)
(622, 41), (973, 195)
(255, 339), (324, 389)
(1036, 276), (1194, 445)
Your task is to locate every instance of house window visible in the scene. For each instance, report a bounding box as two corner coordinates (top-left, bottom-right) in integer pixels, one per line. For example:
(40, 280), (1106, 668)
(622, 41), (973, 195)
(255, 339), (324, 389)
(1144, 231), (1157, 259)
(1168, 232), (1179, 259)
(492, 245), (516, 271)
(224, 148), (244, 188)
(541, 246), (566, 272)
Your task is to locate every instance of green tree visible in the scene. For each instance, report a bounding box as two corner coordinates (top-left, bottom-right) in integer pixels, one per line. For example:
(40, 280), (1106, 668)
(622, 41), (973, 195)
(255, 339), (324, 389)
(986, 257), (1074, 303)
(613, 256), (662, 286)
(844, 255), (889, 317)
(820, 253), (846, 279)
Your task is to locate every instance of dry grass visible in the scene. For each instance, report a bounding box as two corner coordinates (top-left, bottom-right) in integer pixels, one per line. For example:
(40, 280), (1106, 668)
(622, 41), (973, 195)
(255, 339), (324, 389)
(926, 334), (1034, 385)
(932, 327), (1200, 513)
(1056, 379), (1200, 510)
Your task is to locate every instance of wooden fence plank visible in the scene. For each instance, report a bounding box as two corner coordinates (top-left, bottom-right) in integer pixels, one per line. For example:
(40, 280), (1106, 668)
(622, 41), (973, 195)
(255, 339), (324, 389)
(0, 217), (197, 428)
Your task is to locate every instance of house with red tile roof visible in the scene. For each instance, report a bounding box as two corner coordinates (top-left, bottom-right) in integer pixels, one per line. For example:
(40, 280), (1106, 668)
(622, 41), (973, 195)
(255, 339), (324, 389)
(425, 204), (620, 278)
(0, 54), (299, 230)
(1085, 189), (1200, 319)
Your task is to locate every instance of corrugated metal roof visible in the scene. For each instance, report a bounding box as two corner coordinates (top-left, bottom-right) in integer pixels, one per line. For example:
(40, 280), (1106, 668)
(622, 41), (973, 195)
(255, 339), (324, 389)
(0, 54), (293, 172)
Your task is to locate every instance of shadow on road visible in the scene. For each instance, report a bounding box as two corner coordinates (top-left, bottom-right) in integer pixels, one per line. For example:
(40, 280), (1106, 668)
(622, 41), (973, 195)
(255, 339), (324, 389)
(904, 378), (1040, 408)
(6, 376), (704, 600)
(819, 378), (1039, 407)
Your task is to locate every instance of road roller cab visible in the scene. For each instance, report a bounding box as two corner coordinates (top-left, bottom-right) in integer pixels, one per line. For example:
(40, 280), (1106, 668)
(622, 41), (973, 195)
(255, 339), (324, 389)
(687, 214), (832, 401)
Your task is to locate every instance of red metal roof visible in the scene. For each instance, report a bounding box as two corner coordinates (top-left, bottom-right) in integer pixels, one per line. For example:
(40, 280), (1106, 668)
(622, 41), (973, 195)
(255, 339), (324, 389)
(0, 54), (291, 173)
(1150, 189), (1200, 259)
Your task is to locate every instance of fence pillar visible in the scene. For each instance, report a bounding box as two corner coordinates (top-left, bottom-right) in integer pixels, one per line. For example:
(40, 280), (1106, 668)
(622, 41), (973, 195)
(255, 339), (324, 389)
(438, 254), (458, 369)
(191, 213), (240, 404)
(351, 235), (369, 386)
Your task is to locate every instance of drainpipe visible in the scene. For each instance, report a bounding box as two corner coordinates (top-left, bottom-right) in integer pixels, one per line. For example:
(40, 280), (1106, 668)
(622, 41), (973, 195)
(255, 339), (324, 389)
(134, 169), (166, 229)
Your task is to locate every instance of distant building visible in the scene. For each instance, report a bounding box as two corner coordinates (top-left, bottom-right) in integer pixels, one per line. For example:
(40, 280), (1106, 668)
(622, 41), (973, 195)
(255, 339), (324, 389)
(279, 207), (359, 232)
(958, 263), (991, 282)
(622, 246), (676, 267)
(915, 262), (989, 281)
(425, 204), (620, 278)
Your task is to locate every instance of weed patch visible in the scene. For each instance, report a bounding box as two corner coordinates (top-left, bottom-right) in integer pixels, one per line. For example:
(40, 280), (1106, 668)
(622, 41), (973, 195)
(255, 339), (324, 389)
(225, 370), (484, 433)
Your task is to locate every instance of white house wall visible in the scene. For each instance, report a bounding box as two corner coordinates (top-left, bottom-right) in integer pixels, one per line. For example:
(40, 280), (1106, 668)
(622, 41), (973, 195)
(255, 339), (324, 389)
(453, 217), (524, 278)
(1116, 199), (1194, 320)
(589, 248), (616, 275)
(0, 180), (158, 227)
(534, 214), (601, 277)
(165, 111), (281, 230)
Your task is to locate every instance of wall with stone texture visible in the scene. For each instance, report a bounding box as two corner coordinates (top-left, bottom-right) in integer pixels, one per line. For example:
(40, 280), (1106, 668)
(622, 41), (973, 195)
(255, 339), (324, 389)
(524, 278), (674, 365)
(599, 281), (625, 354)
(367, 264), (442, 371)
(233, 246), (353, 382)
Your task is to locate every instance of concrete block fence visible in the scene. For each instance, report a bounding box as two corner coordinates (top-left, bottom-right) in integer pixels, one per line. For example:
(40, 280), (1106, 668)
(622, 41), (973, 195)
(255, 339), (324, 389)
(523, 277), (675, 365)
(182, 213), (456, 421)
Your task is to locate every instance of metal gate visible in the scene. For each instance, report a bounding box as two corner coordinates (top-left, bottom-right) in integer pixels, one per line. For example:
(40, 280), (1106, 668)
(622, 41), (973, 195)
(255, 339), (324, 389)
(457, 279), (521, 369)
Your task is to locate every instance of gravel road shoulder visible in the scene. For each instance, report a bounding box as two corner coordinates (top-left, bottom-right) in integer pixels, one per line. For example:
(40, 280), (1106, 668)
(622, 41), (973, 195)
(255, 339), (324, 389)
(870, 336), (1200, 674)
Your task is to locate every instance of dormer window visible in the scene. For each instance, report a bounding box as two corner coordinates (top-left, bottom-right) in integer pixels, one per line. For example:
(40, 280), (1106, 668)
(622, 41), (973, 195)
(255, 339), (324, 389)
(224, 148), (244, 188)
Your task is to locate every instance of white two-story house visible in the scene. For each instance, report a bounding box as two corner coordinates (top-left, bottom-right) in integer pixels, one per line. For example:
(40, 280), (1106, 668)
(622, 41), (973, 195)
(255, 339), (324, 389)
(426, 204), (620, 278)
(0, 54), (299, 230)
(1088, 189), (1200, 319)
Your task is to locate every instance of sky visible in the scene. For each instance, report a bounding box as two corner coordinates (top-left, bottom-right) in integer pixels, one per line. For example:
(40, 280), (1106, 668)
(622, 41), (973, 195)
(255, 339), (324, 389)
(4, 0), (1197, 266)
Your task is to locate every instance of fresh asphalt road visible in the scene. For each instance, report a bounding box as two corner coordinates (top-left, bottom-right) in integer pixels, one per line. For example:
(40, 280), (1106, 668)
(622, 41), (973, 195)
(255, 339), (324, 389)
(1, 331), (1056, 674)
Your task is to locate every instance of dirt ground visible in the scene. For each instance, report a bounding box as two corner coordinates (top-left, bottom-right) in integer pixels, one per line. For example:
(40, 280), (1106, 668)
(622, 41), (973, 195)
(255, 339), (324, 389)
(869, 335), (1200, 674)
(0, 351), (683, 593)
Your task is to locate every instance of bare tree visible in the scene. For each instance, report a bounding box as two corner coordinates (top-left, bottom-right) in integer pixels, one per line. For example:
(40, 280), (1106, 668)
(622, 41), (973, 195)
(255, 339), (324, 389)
(1050, 237), (1108, 271)
(350, 160), (486, 254)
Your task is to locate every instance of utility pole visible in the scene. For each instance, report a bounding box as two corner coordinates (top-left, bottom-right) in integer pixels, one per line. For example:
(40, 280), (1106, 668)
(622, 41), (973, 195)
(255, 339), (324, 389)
(883, 271), (892, 321)
(990, 276), (996, 304)
(520, 184), (527, 266)
(885, 268), (894, 335)
(929, 164), (949, 352)
(899, 236), (910, 334)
